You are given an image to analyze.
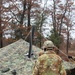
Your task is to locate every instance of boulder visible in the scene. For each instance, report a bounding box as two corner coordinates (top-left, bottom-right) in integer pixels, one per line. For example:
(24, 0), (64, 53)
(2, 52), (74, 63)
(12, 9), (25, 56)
(0, 39), (75, 75)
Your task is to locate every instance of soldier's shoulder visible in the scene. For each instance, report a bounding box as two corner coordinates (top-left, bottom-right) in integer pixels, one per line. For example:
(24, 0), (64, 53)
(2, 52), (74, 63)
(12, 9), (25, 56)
(46, 53), (62, 61)
(38, 51), (62, 61)
(38, 50), (44, 56)
(38, 53), (48, 61)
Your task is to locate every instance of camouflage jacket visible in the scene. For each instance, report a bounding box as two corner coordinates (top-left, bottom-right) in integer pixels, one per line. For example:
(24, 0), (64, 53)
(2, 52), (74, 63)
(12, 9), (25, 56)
(33, 51), (66, 75)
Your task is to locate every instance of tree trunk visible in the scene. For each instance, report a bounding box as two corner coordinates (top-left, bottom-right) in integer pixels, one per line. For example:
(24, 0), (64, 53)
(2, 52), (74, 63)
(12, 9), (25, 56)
(0, 26), (3, 48)
(26, 0), (31, 42)
(20, 0), (26, 25)
(27, 0), (31, 27)
(66, 31), (69, 54)
(39, 13), (44, 48)
(0, 0), (3, 48)
(52, 0), (56, 33)
(19, 0), (26, 38)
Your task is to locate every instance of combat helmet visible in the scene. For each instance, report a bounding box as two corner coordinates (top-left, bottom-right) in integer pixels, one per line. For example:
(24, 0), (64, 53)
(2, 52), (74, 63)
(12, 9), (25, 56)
(42, 40), (55, 50)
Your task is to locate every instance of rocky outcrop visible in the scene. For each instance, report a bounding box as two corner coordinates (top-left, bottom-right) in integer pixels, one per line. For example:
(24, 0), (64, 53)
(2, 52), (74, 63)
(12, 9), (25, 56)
(0, 39), (75, 75)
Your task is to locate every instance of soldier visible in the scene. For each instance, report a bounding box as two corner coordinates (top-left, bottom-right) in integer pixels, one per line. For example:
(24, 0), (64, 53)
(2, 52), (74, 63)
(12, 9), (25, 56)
(33, 40), (66, 75)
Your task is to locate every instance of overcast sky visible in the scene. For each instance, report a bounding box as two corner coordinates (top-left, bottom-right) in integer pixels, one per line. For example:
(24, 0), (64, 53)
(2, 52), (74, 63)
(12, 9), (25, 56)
(41, 0), (75, 39)
(4, 0), (75, 39)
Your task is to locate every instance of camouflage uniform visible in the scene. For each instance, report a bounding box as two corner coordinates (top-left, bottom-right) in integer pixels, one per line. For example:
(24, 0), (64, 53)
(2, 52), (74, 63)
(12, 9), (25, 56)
(33, 40), (66, 75)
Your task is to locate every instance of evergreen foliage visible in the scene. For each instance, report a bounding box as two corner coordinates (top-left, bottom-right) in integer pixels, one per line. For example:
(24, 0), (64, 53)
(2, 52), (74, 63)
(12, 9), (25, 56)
(50, 31), (62, 48)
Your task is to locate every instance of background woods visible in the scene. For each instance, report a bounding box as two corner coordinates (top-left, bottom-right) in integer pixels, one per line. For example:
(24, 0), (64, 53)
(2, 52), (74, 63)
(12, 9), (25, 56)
(0, 0), (75, 53)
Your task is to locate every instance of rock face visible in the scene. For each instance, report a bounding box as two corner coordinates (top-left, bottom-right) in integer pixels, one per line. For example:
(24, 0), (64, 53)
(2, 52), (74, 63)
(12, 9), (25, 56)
(0, 39), (75, 75)
(0, 39), (41, 75)
(63, 61), (75, 70)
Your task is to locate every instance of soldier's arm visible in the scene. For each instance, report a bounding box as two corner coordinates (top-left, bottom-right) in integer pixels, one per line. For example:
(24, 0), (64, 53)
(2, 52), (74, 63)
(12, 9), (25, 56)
(60, 63), (67, 75)
(33, 60), (40, 75)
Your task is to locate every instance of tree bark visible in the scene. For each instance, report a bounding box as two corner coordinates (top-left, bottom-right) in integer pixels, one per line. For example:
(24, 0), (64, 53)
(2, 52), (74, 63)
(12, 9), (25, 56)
(66, 31), (69, 54)
(0, 0), (3, 48)
(52, 0), (56, 33)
